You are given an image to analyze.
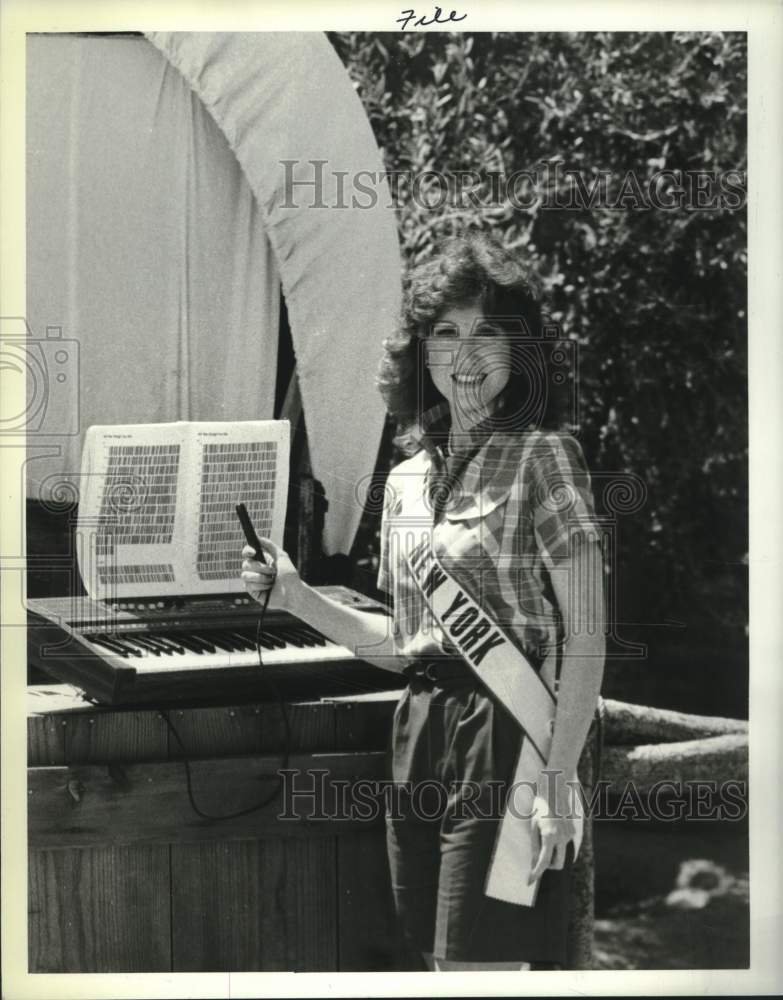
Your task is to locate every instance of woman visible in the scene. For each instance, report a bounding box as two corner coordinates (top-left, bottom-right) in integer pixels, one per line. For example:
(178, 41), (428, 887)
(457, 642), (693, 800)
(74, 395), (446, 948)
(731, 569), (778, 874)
(241, 232), (605, 972)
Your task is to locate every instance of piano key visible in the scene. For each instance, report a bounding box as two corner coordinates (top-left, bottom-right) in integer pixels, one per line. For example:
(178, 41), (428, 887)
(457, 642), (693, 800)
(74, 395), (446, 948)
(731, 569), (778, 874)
(196, 633), (234, 653)
(259, 630), (287, 649)
(144, 634), (186, 655)
(211, 631), (244, 652)
(122, 632), (166, 656)
(245, 635), (276, 651)
(127, 635), (163, 656)
(101, 635), (145, 657)
(158, 632), (208, 655)
(241, 631), (280, 651)
(88, 636), (134, 658)
(80, 638), (358, 673)
(223, 631), (256, 651)
(293, 626), (327, 647)
(186, 633), (218, 654)
(273, 627), (307, 648)
(130, 633), (165, 651)
(281, 626), (315, 646)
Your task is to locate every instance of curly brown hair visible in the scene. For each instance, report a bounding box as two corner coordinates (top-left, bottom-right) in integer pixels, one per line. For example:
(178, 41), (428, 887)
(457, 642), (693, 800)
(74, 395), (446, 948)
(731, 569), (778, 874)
(376, 232), (550, 450)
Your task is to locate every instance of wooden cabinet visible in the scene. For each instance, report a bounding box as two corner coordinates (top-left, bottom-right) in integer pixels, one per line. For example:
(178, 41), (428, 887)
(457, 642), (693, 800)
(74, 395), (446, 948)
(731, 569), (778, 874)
(27, 685), (416, 972)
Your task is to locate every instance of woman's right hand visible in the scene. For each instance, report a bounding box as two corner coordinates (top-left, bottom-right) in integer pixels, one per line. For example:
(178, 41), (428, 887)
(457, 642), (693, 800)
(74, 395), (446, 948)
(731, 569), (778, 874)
(240, 538), (304, 613)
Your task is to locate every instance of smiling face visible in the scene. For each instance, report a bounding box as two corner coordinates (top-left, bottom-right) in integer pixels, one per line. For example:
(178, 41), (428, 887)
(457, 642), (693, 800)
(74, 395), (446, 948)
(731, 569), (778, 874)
(423, 300), (512, 429)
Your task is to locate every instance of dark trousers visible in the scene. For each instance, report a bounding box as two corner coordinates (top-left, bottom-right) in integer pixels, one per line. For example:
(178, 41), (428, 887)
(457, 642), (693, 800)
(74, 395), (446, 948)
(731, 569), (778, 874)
(386, 668), (572, 964)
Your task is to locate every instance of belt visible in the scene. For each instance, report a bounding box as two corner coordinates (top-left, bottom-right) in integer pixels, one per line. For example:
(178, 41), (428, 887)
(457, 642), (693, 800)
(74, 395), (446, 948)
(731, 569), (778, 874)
(402, 657), (476, 686)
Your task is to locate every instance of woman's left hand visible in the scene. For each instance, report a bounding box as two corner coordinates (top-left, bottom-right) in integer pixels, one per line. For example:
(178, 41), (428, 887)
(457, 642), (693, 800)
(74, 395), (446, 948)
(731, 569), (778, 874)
(528, 792), (578, 884)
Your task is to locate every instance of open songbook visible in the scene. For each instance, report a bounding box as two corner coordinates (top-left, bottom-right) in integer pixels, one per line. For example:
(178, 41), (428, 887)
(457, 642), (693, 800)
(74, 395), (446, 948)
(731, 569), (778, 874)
(76, 421), (289, 601)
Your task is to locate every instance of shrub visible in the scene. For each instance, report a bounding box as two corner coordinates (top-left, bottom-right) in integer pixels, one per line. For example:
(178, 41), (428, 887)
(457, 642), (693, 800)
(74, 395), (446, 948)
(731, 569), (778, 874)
(331, 31), (747, 646)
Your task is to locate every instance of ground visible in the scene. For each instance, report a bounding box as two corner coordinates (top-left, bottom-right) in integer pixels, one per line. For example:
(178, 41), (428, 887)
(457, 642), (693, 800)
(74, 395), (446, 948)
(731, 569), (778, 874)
(593, 819), (749, 969)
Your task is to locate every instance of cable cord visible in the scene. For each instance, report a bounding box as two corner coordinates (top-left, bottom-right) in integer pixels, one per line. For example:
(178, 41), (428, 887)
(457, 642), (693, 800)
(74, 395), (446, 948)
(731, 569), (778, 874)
(162, 589), (293, 821)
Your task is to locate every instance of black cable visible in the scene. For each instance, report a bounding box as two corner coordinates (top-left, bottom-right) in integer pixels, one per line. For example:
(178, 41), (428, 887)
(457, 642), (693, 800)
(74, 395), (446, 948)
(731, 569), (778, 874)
(162, 587), (293, 821)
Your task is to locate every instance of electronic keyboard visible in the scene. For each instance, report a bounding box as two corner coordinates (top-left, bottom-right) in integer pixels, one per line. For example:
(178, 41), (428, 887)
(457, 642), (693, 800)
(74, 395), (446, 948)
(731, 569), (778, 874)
(26, 586), (404, 706)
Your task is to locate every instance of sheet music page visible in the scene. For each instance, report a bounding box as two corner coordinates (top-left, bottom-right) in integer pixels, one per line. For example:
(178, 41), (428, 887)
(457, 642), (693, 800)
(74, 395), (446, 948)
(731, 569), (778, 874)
(76, 420), (289, 600)
(185, 421), (289, 594)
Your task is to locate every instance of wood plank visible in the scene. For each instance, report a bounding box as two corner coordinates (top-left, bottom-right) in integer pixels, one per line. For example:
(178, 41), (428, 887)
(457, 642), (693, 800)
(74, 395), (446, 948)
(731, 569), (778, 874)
(27, 685), (400, 758)
(284, 837), (338, 971)
(170, 838), (339, 971)
(28, 714), (66, 766)
(65, 708), (168, 763)
(159, 701), (337, 758)
(254, 701), (335, 753)
(171, 841), (289, 971)
(165, 702), (339, 971)
(29, 752), (388, 848)
(28, 845), (170, 972)
(28, 693), (337, 764)
(165, 704), (265, 759)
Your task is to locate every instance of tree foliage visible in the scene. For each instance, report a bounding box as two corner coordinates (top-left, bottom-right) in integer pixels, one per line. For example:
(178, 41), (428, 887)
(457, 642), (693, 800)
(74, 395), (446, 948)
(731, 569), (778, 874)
(331, 31), (747, 643)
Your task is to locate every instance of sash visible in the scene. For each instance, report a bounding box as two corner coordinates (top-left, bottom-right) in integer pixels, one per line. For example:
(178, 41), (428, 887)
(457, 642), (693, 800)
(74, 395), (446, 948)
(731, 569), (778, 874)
(403, 532), (583, 907)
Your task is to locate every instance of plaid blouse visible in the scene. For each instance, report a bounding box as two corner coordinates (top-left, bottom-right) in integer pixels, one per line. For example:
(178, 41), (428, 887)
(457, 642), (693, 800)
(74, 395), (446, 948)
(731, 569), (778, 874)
(377, 403), (602, 673)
